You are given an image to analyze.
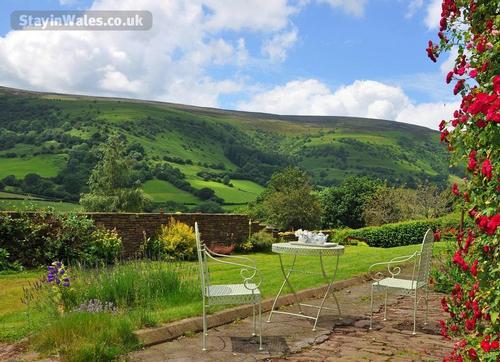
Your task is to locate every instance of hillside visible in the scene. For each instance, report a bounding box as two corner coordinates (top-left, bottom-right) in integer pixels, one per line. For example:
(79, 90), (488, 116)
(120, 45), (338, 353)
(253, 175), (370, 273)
(0, 86), (451, 211)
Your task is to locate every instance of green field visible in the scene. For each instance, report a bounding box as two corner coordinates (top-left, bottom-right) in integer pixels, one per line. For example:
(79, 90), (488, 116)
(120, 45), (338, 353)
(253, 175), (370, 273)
(143, 179), (199, 203)
(0, 154), (66, 179)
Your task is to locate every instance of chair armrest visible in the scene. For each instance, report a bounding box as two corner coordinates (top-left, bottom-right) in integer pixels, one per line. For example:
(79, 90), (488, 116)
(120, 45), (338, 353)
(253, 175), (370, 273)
(204, 247), (262, 290)
(368, 251), (419, 282)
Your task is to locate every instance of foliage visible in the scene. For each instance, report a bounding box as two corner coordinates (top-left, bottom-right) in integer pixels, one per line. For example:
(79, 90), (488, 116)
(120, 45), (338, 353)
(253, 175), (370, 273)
(156, 217), (197, 260)
(329, 214), (460, 247)
(20, 260), (198, 361)
(87, 228), (123, 264)
(80, 135), (150, 212)
(427, 1), (499, 359)
(320, 176), (380, 229)
(245, 230), (275, 252)
(363, 184), (452, 226)
(0, 211), (122, 268)
(0, 248), (22, 272)
(190, 200), (224, 213)
(256, 167), (322, 230)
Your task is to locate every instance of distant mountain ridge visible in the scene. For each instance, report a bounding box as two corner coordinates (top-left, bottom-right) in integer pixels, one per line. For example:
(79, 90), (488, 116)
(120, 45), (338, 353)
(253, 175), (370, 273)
(0, 86), (451, 210)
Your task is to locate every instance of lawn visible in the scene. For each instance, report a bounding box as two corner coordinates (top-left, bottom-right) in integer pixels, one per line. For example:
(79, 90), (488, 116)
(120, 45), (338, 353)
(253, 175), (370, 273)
(0, 242), (446, 345)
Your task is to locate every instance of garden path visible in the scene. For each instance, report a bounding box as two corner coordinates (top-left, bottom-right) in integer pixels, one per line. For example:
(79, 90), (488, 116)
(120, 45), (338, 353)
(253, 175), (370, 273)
(128, 278), (452, 361)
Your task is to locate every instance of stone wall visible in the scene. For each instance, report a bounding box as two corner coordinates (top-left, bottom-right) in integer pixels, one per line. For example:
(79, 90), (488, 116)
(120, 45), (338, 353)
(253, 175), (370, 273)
(89, 213), (265, 256)
(1, 211), (265, 257)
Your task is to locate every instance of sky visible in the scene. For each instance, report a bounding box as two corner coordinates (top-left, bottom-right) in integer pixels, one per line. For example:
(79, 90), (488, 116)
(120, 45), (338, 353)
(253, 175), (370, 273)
(0, 0), (459, 129)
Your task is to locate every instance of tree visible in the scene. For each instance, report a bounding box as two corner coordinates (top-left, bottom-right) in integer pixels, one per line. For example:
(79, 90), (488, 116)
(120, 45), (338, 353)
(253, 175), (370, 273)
(258, 167), (322, 230)
(320, 176), (379, 229)
(80, 135), (150, 212)
(191, 200), (224, 214)
(195, 187), (216, 201)
(363, 184), (452, 226)
(363, 186), (416, 226)
(427, 1), (499, 359)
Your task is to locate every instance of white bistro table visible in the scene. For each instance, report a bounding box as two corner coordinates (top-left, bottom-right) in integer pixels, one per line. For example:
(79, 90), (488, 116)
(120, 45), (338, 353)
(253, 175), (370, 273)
(267, 242), (345, 330)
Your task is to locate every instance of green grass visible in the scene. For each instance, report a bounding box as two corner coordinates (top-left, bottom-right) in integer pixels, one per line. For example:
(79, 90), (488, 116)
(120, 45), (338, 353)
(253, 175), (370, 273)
(190, 179), (264, 203)
(0, 242), (446, 344)
(143, 179), (199, 204)
(0, 199), (82, 212)
(0, 154), (66, 178)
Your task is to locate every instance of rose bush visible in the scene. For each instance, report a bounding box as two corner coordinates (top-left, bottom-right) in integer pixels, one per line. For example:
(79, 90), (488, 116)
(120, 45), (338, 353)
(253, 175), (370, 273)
(427, 1), (499, 361)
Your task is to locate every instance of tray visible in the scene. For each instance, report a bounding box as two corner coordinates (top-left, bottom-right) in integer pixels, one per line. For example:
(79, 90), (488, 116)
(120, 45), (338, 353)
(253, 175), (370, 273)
(289, 241), (338, 247)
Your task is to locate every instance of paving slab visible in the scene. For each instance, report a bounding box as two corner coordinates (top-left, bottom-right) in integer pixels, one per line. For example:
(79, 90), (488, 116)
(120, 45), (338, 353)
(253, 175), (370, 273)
(127, 279), (452, 361)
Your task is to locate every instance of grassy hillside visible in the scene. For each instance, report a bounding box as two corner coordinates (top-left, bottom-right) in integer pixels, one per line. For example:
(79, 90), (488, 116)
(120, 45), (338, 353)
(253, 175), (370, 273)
(0, 86), (450, 211)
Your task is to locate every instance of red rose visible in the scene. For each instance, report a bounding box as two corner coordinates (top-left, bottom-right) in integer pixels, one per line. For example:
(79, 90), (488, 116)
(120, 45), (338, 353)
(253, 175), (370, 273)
(470, 260), (478, 276)
(481, 159), (493, 180)
(468, 348), (478, 359)
(451, 183), (460, 196)
(467, 150), (477, 170)
(483, 244), (490, 253)
(454, 79), (465, 95)
(469, 69), (477, 78)
(491, 340), (499, 349)
(439, 120), (447, 130)
(446, 71), (454, 84)
(426, 40), (437, 62)
(434, 230), (441, 241)
(494, 75), (500, 94)
(481, 339), (491, 352)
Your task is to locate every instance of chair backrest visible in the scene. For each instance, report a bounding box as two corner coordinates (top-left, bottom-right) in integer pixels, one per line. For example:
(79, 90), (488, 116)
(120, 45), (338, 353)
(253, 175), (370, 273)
(415, 229), (435, 286)
(195, 222), (210, 294)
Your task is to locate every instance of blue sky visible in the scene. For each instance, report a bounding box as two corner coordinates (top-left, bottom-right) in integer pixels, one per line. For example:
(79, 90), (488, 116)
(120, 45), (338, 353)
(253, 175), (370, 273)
(0, 0), (458, 129)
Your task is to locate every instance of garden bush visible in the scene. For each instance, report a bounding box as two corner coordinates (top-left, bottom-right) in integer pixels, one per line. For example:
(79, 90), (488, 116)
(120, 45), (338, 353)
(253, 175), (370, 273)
(329, 214), (460, 247)
(0, 211), (123, 267)
(155, 217), (197, 260)
(246, 230), (275, 252)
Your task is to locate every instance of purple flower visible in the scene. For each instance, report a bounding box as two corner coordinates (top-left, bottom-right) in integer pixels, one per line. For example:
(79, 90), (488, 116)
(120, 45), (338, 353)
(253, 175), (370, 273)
(59, 269), (65, 275)
(56, 262), (62, 268)
(55, 278), (61, 285)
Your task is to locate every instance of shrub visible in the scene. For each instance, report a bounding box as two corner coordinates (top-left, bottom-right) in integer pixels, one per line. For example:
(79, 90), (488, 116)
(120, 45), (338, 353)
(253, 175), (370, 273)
(88, 228), (122, 264)
(0, 248), (22, 272)
(0, 211), (122, 267)
(236, 230), (275, 253)
(329, 214), (460, 247)
(156, 218), (197, 260)
(210, 243), (235, 255)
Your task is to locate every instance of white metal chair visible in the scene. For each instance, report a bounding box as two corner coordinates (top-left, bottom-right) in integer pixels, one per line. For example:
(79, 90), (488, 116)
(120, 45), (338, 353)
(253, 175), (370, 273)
(368, 229), (435, 334)
(195, 222), (263, 351)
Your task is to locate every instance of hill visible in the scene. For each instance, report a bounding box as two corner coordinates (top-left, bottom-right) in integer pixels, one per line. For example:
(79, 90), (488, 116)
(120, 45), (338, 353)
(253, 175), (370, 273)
(0, 86), (451, 211)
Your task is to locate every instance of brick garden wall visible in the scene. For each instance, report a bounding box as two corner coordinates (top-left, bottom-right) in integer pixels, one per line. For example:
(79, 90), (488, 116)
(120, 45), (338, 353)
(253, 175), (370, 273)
(89, 213), (266, 256)
(1, 212), (266, 257)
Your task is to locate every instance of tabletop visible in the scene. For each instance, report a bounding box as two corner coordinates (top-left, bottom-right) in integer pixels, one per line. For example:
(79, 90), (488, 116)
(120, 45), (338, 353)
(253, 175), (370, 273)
(272, 242), (345, 256)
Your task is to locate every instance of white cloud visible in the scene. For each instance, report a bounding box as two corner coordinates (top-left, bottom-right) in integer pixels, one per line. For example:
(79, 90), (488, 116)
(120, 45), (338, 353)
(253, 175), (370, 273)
(261, 27), (298, 62)
(0, 0), (296, 106)
(395, 101), (460, 129)
(405, 0), (423, 18)
(317, 0), (367, 17)
(238, 78), (458, 129)
(424, 0), (441, 29)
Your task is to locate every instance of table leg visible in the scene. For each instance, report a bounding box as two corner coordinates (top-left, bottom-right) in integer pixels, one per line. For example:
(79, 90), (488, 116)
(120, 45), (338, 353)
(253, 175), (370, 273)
(267, 254), (302, 323)
(312, 254), (341, 331)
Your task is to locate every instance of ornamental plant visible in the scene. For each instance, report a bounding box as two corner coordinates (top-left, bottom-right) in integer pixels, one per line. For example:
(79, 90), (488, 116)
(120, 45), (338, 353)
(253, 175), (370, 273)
(426, 1), (499, 361)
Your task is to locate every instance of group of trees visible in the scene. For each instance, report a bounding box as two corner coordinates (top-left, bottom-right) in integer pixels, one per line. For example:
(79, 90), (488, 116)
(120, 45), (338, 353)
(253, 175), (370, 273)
(250, 167), (452, 231)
